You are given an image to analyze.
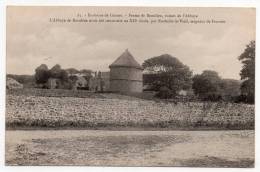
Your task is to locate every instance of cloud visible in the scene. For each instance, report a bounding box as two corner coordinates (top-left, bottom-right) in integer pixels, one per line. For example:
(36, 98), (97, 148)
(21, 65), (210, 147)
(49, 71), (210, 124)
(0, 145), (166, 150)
(6, 7), (255, 80)
(7, 27), (128, 74)
(157, 26), (254, 79)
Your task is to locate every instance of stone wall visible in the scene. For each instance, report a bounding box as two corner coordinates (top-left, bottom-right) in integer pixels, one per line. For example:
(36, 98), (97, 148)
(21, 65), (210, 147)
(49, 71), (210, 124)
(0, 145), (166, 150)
(110, 67), (143, 92)
(110, 80), (143, 93)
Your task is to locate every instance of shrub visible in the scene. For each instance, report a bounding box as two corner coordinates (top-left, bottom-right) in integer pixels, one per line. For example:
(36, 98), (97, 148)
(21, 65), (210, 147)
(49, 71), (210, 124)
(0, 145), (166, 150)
(155, 86), (175, 99)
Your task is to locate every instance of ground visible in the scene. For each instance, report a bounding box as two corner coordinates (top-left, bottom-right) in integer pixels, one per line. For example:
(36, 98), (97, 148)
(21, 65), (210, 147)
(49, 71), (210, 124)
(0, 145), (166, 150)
(5, 130), (254, 167)
(5, 89), (255, 167)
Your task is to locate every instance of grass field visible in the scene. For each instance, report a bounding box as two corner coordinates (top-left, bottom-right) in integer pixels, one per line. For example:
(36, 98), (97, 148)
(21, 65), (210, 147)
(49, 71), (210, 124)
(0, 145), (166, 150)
(6, 88), (254, 129)
(5, 130), (254, 167)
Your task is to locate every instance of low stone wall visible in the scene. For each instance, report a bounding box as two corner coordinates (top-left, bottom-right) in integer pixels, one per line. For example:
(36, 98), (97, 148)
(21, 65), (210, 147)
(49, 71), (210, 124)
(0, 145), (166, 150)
(6, 94), (254, 129)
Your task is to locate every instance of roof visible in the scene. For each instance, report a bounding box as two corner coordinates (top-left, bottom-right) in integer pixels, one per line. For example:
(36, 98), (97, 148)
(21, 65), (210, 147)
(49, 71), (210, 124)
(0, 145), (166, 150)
(109, 49), (143, 69)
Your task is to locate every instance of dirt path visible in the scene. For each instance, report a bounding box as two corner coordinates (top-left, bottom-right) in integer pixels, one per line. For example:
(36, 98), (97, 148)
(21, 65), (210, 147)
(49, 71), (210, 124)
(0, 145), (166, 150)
(5, 130), (254, 167)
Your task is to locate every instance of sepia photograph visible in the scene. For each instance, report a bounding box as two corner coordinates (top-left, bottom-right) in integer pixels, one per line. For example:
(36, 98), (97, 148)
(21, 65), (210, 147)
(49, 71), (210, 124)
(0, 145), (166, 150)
(5, 6), (255, 167)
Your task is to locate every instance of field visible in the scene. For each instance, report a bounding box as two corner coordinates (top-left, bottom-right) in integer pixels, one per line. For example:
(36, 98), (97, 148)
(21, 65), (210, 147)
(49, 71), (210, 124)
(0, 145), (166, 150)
(5, 88), (255, 167)
(6, 88), (254, 129)
(5, 130), (254, 167)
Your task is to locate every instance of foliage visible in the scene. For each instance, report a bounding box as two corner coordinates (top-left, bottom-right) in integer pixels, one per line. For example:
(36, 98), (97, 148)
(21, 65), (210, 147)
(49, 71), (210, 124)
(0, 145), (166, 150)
(59, 70), (69, 82)
(192, 70), (223, 101)
(68, 75), (78, 82)
(66, 68), (92, 76)
(80, 69), (92, 75)
(142, 54), (192, 97)
(219, 79), (241, 100)
(193, 71), (242, 102)
(34, 64), (70, 87)
(238, 40), (255, 104)
(155, 86), (175, 99)
(66, 68), (79, 75)
(35, 64), (50, 84)
(49, 64), (68, 81)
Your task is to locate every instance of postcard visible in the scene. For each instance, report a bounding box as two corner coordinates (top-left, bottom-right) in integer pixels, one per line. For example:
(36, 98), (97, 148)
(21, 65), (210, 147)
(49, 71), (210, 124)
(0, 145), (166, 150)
(5, 6), (255, 167)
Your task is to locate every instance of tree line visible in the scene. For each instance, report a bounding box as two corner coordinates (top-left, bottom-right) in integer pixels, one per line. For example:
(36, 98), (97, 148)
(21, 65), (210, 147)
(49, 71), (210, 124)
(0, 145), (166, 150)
(34, 64), (92, 89)
(143, 40), (255, 104)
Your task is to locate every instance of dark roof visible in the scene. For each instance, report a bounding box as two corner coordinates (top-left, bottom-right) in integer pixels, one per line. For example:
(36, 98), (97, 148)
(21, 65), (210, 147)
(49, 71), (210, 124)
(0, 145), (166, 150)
(109, 49), (143, 69)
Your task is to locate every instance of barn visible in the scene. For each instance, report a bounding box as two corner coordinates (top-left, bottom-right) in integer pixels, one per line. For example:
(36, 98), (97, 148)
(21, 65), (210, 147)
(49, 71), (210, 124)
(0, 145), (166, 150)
(109, 49), (143, 93)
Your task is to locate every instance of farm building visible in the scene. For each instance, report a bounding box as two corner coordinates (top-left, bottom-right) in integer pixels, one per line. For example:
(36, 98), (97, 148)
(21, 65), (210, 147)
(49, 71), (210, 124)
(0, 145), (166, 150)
(109, 49), (143, 93)
(6, 77), (23, 89)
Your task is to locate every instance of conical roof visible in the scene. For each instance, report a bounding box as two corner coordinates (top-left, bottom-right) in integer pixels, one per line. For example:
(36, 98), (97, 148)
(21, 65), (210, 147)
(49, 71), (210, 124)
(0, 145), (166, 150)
(109, 49), (143, 69)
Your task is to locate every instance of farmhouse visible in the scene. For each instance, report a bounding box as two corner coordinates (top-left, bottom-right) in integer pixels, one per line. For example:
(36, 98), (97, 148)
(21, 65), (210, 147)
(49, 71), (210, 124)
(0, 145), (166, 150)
(109, 49), (143, 93)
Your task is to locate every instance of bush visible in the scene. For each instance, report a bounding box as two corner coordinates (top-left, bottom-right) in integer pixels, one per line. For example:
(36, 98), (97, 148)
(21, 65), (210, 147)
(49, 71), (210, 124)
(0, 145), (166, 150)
(234, 95), (254, 104)
(155, 86), (175, 99)
(202, 93), (222, 102)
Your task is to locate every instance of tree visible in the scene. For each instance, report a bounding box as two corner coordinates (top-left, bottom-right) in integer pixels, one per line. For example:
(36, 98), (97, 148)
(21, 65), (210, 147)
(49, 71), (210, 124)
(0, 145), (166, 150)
(80, 69), (92, 75)
(192, 70), (222, 101)
(59, 69), (69, 82)
(219, 79), (241, 98)
(49, 64), (68, 82)
(238, 40), (255, 103)
(142, 54), (192, 97)
(35, 64), (50, 84)
(49, 64), (62, 78)
(66, 68), (79, 75)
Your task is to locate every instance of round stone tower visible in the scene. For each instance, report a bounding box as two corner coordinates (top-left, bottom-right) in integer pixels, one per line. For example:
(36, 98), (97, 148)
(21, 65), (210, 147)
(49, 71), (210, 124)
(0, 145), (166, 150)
(109, 49), (143, 93)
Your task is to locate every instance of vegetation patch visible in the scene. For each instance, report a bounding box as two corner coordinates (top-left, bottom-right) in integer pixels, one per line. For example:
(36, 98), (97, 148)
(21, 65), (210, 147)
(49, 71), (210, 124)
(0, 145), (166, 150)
(6, 93), (254, 129)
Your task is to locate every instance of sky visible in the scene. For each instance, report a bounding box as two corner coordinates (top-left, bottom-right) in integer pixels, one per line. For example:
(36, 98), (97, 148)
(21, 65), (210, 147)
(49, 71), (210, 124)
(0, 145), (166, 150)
(6, 6), (255, 79)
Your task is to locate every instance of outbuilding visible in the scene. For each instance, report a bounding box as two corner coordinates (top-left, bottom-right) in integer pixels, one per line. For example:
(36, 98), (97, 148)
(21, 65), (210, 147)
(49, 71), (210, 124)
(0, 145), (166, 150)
(109, 49), (143, 93)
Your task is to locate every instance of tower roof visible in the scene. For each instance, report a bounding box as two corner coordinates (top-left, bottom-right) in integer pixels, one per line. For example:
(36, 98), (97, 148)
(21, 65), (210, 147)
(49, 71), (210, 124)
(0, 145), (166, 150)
(109, 49), (143, 69)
